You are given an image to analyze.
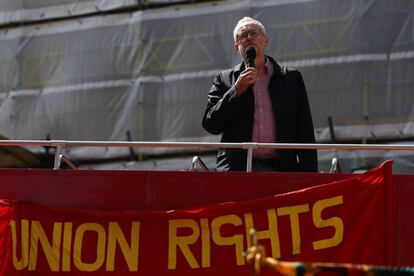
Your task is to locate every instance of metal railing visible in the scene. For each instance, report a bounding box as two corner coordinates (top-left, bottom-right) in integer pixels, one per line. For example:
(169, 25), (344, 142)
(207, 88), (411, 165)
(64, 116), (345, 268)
(189, 156), (209, 171)
(329, 157), (342, 173)
(1, 139), (414, 171)
(56, 154), (78, 170)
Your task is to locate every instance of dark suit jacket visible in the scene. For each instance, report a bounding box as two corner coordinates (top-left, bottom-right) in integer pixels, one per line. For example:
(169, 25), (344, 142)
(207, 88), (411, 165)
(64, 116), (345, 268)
(202, 56), (317, 172)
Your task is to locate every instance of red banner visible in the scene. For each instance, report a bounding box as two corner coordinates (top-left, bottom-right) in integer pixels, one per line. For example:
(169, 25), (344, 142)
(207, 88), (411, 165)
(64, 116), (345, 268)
(0, 162), (394, 275)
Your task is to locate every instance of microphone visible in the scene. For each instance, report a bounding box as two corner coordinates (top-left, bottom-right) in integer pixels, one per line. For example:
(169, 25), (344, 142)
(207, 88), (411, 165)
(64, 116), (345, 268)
(245, 47), (256, 91)
(245, 46), (256, 68)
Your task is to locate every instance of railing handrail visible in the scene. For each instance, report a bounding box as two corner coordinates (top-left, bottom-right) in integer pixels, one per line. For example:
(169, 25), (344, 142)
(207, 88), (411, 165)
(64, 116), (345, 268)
(1, 139), (414, 150)
(1, 139), (414, 171)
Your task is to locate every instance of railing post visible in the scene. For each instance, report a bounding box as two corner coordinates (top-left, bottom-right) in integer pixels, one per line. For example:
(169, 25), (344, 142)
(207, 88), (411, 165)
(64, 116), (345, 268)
(54, 146), (62, 170)
(52, 140), (66, 170)
(246, 145), (253, 172)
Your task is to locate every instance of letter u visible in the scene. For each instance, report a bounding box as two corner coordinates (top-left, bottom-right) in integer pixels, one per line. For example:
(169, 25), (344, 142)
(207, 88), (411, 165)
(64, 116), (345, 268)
(10, 220), (30, 270)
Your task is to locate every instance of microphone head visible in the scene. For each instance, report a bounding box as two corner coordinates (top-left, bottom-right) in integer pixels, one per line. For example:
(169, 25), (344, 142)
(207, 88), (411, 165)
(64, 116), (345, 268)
(245, 46), (256, 67)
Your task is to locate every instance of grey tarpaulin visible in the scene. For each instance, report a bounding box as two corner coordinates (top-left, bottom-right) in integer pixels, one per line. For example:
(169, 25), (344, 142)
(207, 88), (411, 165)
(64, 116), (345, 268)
(0, 0), (137, 25)
(0, 0), (413, 159)
(0, 0), (198, 25)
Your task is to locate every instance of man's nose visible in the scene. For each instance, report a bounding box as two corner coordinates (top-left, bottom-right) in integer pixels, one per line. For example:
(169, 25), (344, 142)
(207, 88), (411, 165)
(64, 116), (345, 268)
(247, 32), (255, 39)
(245, 36), (254, 43)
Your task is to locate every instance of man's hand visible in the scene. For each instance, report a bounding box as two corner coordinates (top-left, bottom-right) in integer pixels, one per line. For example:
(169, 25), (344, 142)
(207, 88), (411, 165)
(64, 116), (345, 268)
(235, 67), (258, 96)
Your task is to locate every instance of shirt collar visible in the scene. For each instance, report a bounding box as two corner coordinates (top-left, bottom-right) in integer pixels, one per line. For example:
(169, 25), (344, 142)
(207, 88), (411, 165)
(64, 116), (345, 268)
(237, 57), (273, 74)
(235, 56), (282, 77)
(260, 57), (273, 76)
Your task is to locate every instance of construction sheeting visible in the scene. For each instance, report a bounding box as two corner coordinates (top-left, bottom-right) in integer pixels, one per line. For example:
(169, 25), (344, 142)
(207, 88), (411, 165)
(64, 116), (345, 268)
(0, 0), (413, 159)
(0, 0), (138, 25)
(0, 0), (198, 25)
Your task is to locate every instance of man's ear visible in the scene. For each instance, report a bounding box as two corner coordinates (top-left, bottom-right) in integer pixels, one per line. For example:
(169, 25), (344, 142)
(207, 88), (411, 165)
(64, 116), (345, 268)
(264, 35), (269, 47)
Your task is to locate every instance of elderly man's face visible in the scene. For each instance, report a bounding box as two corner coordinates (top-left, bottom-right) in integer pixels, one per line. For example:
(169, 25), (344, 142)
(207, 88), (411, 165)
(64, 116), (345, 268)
(234, 23), (269, 62)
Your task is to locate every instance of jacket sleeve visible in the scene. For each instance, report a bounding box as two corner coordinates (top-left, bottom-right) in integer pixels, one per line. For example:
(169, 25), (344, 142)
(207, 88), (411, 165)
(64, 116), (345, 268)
(295, 71), (318, 172)
(202, 71), (242, 135)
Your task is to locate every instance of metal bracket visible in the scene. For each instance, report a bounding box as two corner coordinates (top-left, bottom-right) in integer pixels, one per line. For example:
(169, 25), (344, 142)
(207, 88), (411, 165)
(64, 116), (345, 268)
(190, 156), (209, 171)
(54, 154), (78, 170)
(329, 157), (342, 173)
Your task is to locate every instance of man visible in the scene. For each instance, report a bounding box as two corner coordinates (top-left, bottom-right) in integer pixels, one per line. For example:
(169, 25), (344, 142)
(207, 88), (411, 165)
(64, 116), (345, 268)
(202, 17), (317, 172)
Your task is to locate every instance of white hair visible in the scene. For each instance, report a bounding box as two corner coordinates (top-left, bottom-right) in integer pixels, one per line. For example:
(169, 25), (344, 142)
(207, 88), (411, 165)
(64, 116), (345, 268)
(233, 17), (267, 42)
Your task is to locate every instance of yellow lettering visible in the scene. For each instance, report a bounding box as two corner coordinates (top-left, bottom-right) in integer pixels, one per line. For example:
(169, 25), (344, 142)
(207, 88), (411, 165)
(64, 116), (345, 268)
(245, 209), (281, 258)
(211, 215), (244, 265)
(106, 222), (140, 271)
(28, 221), (62, 271)
(168, 219), (200, 269)
(62, 222), (73, 272)
(73, 223), (106, 272)
(312, 195), (344, 250)
(7, 195), (345, 273)
(200, 218), (210, 268)
(10, 220), (29, 270)
(62, 222), (72, 271)
(277, 204), (309, 255)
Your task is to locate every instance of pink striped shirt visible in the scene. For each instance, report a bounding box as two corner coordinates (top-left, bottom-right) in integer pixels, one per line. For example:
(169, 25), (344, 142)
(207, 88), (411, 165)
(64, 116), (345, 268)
(251, 58), (276, 158)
